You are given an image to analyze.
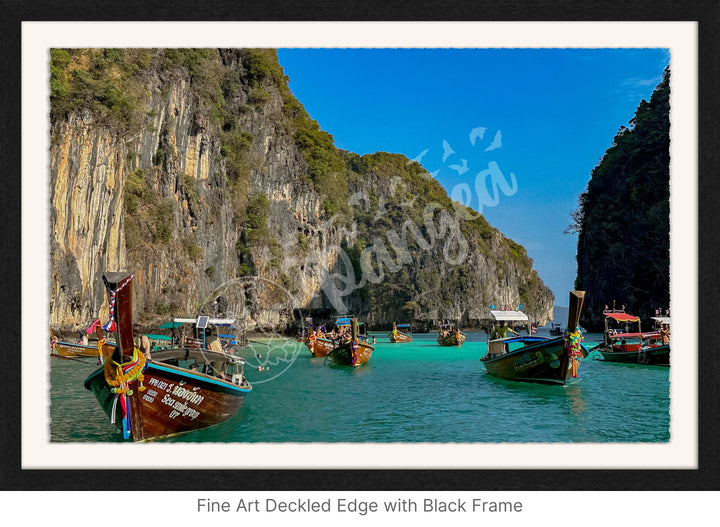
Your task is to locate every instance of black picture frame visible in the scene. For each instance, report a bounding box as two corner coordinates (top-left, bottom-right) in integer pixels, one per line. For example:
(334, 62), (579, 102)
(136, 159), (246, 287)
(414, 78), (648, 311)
(1, 0), (717, 492)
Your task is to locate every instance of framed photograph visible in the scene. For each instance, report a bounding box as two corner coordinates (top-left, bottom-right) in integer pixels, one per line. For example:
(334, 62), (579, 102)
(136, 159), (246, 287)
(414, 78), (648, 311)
(1, 0), (717, 510)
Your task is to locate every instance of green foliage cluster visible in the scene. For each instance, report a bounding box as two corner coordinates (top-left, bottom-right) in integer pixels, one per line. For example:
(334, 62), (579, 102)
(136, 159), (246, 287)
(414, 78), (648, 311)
(124, 170), (176, 252)
(50, 48), (151, 131)
(220, 126), (254, 186)
(243, 192), (271, 245)
(338, 150), (542, 320)
(238, 49), (350, 217)
(162, 49), (218, 79)
(243, 49), (288, 88)
(235, 192), (278, 275)
(574, 68), (670, 327)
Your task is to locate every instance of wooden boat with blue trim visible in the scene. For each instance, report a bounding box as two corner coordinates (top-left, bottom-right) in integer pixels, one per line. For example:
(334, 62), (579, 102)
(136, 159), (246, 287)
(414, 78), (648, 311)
(50, 319), (114, 361)
(84, 272), (252, 441)
(327, 317), (374, 366)
(388, 322), (413, 343)
(480, 291), (587, 385)
(50, 329), (109, 360)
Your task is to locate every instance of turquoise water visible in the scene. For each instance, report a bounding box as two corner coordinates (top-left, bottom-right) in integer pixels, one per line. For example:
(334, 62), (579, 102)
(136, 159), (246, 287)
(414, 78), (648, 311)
(49, 331), (670, 443)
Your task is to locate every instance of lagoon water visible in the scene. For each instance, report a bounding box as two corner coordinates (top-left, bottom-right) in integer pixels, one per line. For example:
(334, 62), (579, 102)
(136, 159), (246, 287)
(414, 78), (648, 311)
(49, 330), (670, 443)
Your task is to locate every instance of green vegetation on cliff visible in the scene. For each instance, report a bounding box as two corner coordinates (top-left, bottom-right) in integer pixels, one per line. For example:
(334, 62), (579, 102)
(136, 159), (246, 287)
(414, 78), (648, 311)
(572, 68), (670, 328)
(341, 151), (549, 322)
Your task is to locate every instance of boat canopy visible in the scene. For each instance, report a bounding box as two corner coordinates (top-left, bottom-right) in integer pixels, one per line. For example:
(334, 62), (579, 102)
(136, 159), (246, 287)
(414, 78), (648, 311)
(158, 321), (185, 329)
(604, 313), (640, 322)
(335, 317), (363, 326)
(172, 317), (236, 326)
(490, 310), (529, 322)
(651, 316), (671, 325)
(145, 334), (172, 341)
(397, 324), (411, 328)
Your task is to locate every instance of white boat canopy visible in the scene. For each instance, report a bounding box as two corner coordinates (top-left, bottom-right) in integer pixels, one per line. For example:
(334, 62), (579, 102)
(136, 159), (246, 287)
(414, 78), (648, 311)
(173, 317), (236, 327)
(651, 317), (671, 325)
(490, 310), (529, 322)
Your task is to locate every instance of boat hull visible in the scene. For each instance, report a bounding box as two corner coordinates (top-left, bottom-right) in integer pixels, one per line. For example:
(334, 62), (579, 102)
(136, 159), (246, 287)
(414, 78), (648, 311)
(306, 337), (336, 357)
(328, 341), (373, 366)
(437, 332), (466, 346)
(599, 345), (669, 366)
(388, 332), (413, 343)
(480, 337), (573, 385)
(84, 360), (251, 441)
(52, 340), (107, 358)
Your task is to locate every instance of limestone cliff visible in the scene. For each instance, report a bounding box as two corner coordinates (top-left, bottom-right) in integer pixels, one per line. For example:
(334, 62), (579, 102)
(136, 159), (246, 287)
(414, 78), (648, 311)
(49, 48), (553, 332)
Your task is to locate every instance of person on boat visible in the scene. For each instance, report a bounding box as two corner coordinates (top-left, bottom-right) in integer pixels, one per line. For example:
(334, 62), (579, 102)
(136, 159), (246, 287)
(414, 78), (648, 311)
(660, 324), (670, 344)
(205, 328), (224, 353)
(491, 321), (517, 340)
(140, 334), (152, 360)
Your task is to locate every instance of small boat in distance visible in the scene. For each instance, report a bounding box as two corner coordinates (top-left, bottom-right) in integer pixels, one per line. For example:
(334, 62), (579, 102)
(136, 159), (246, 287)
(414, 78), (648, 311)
(327, 317), (374, 366)
(437, 322), (466, 347)
(549, 322), (562, 336)
(597, 312), (670, 366)
(50, 319), (113, 361)
(480, 291), (588, 385)
(50, 328), (109, 361)
(84, 272), (252, 441)
(388, 322), (413, 343)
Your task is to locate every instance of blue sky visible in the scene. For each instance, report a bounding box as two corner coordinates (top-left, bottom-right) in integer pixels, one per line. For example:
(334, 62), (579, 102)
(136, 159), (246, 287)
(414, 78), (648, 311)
(276, 48), (670, 306)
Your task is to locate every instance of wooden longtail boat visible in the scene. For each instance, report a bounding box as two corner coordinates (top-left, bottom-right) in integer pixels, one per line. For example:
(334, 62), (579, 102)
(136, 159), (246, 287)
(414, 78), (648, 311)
(597, 311), (669, 365)
(599, 335), (670, 365)
(437, 323), (466, 346)
(50, 328), (111, 361)
(388, 322), (413, 343)
(327, 318), (374, 366)
(84, 272), (252, 441)
(305, 332), (337, 358)
(480, 291), (587, 385)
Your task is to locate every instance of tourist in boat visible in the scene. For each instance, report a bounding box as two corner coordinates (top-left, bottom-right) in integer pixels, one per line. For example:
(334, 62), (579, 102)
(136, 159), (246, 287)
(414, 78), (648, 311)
(660, 324), (670, 344)
(140, 334), (152, 360)
(205, 328), (224, 353)
(491, 321), (518, 339)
